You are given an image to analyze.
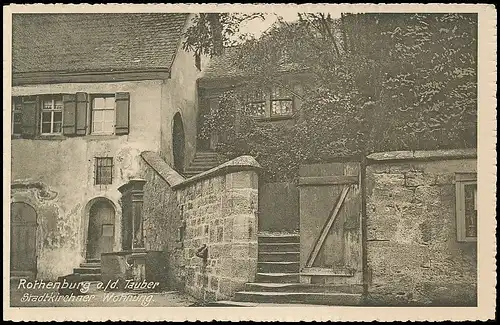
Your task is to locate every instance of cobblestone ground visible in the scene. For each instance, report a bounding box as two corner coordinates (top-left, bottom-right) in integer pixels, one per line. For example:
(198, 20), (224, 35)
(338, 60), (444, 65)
(9, 281), (197, 307)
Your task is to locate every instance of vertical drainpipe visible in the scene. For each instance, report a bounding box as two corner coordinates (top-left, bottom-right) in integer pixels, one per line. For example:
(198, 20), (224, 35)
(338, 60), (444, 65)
(360, 154), (369, 300)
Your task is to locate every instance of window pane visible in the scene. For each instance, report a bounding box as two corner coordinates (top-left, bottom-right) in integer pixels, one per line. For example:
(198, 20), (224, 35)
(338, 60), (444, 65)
(271, 100), (292, 116)
(54, 99), (63, 110)
(103, 122), (114, 133)
(104, 97), (115, 109)
(103, 110), (114, 122)
(41, 123), (51, 134)
(42, 111), (52, 123)
(464, 183), (477, 237)
(43, 99), (54, 110)
(93, 110), (103, 121)
(13, 112), (22, 123)
(53, 111), (62, 123)
(93, 122), (103, 132)
(93, 98), (105, 109)
(53, 122), (62, 133)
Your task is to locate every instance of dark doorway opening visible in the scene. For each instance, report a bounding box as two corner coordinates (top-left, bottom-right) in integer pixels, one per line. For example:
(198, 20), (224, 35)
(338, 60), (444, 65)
(173, 112), (185, 172)
(86, 199), (115, 261)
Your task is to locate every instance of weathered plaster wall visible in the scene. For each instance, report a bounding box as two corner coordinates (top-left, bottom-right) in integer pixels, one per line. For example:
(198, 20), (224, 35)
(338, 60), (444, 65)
(160, 16), (210, 169)
(10, 80), (162, 280)
(141, 153), (260, 302)
(365, 151), (477, 306)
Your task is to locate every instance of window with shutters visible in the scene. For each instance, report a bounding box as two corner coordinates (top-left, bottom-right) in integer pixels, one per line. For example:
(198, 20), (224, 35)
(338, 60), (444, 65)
(40, 95), (64, 135)
(455, 173), (477, 242)
(95, 157), (113, 185)
(91, 96), (115, 135)
(11, 92), (130, 138)
(11, 97), (23, 135)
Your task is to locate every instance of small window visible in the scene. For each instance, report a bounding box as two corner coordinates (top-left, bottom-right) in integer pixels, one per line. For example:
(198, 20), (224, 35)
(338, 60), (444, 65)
(243, 85), (294, 119)
(95, 157), (113, 185)
(12, 97), (23, 135)
(270, 86), (293, 116)
(244, 89), (266, 117)
(455, 173), (477, 242)
(91, 96), (115, 135)
(40, 95), (63, 135)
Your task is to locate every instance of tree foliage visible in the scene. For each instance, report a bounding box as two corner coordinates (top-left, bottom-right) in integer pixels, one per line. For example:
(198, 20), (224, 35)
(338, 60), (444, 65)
(183, 13), (477, 182)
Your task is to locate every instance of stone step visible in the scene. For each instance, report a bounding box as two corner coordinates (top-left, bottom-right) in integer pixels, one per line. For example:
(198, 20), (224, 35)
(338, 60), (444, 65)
(184, 167), (213, 174)
(258, 251), (300, 262)
(258, 234), (300, 243)
(259, 242), (300, 252)
(244, 283), (364, 294)
(234, 291), (362, 306)
(189, 161), (218, 167)
(86, 259), (100, 263)
(76, 273), (101, 282)
(73, 267), (101, 274)
(194, 151), (219, 157)
(255, 272), (300, 283)
(80, 262), (101, 268)
(257, 261), (300, 273)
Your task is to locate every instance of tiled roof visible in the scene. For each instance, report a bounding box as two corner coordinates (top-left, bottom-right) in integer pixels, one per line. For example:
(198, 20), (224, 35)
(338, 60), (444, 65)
(12, 13), (189, 74)
(200, 46), (308, 83)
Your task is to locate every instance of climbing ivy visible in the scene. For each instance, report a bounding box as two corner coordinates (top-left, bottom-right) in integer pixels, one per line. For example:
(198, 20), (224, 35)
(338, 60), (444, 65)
(184, 13), (477, 182)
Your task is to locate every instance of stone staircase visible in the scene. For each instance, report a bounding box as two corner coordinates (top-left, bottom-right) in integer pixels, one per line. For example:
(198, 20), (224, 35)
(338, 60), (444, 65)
(215, 233), (363, 306)
(183, 151), (220, 178)
(72, 259), (101, 282)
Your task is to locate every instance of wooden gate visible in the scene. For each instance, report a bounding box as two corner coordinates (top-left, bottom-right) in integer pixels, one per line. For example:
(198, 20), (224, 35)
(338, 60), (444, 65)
(298, 162), (362, 284)
(10, 202), (37, 275)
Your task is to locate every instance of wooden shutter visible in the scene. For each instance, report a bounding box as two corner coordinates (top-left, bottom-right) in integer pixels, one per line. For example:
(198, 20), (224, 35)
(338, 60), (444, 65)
(115, 92), (130, 135)
(75, 92), (88, 135)
(62, 94), (77, 136)
(21, 96), (38, 138)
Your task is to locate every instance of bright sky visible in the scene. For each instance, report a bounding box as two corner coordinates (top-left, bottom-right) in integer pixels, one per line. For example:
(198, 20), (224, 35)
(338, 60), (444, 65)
(235, 11), (342, 41)
(237, 12), (299, 39)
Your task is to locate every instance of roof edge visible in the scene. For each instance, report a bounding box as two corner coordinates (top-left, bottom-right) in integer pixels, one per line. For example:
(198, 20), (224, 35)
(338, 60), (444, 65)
(13, 68), (171, 86)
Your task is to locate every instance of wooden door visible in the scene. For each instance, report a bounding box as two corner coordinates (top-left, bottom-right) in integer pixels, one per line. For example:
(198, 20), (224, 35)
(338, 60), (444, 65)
(298, 162), (362, 281)
(10, 202), (37, 273)
(86, 200), (115, 260)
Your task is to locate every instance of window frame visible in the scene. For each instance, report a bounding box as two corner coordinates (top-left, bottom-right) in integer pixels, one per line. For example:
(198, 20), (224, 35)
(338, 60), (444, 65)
(94, 157), (114, 185)
(90, 94), (116, 135)
(270, 86), (294, 117)
(40, 95), (64, 135)
(243, 85), (295, 120)
(11, 97), (23, 136)
(455, 172), (477, 242)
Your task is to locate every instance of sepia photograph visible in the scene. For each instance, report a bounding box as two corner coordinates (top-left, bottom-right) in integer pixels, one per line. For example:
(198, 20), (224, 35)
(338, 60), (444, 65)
(3, 3), (496, 322)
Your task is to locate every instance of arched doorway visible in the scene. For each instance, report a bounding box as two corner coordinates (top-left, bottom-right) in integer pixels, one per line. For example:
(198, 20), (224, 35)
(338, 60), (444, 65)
(10, 202), (37, 275)
(172, 112), (185, 172)
(86, 198), (115, 261)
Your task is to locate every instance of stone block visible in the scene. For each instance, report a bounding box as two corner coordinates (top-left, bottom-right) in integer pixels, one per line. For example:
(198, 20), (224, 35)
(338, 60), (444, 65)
(405, 171), (435, 187)
(372, 173), (405, 188)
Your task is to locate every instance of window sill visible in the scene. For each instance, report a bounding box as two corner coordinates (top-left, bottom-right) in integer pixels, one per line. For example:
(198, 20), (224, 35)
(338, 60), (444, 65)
(254, 115), (294, 122)
(86, 135), (120, 141)
(34, 135), (66, 141)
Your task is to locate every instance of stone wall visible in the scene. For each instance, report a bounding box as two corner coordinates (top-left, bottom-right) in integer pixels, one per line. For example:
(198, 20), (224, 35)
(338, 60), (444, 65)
(365, 149), (477, 306)
(141, 153), (185, 291)
(141, 152), (260, 302)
